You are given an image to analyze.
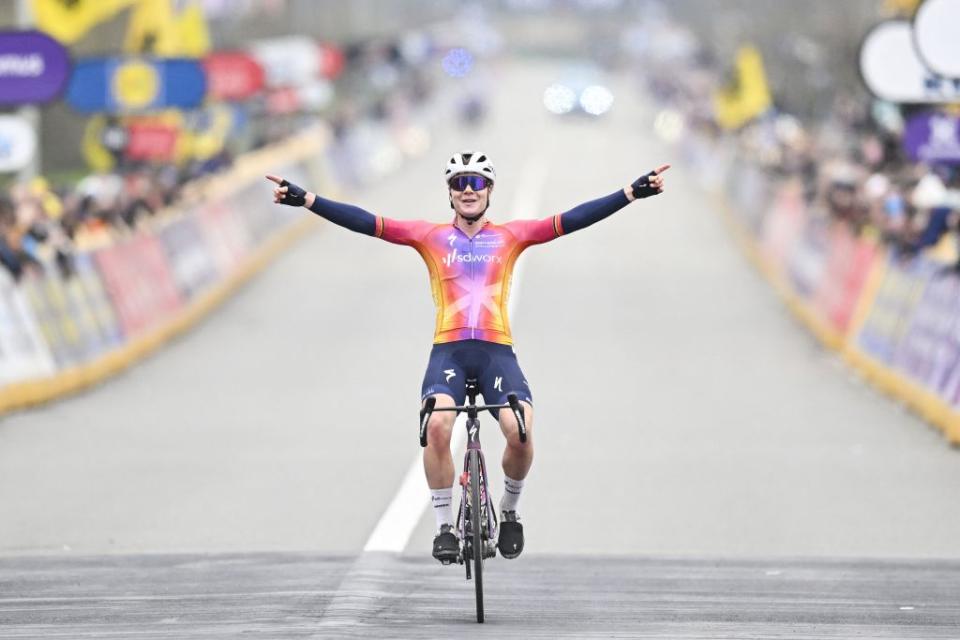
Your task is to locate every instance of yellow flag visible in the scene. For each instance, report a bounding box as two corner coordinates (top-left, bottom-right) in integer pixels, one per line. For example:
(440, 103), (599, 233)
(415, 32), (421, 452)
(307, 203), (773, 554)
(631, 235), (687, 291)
(32, 0), (138, 45)
(82, 116), (115, 172)
(124, 0), (210, 57)
(174, 4), (211, 58)
(883, 0), (923, 17)
(713, 45), (773, 131)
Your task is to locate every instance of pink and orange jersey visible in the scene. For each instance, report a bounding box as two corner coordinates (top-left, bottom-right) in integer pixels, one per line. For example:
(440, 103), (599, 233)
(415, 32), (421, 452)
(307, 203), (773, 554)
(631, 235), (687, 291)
(375, 215), (566, 345)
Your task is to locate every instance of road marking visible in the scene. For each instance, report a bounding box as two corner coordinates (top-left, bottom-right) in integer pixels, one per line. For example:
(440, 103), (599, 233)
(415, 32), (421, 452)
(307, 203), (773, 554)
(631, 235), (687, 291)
(363, 156), (548, 553)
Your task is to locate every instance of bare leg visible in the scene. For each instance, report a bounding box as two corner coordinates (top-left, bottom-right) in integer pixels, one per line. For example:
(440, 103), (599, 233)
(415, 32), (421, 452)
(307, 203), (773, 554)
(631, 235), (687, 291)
(499, 401), (534, 480)
(423, 394), (456, 489)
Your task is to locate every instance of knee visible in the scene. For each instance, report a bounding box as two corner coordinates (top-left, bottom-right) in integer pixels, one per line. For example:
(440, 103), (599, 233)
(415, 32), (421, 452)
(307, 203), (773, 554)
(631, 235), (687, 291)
(500, 404), (533, 449)
(426, 413), (454, 449)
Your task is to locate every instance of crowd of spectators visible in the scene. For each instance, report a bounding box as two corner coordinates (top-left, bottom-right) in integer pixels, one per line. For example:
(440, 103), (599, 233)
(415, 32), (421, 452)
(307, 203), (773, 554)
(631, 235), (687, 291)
(0, 161), (219, 282)
(637, 18), (960, 266)
(0, 28), (454, 284)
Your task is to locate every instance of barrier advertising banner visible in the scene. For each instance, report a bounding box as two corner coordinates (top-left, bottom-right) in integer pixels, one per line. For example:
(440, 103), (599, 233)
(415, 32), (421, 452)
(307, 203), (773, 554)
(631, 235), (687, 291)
(812, 225), (879, 333)
(19, 272), (86, 367)
(760, 180), (806, 275)
(94, 234), (183, 337)
(786, 225), (828, 299)
(196, 201), (253, 273)
(0, 271), (55, 383)
(157, 216), (220, 299)
(892, 265), (960, 393)
(856, 257), (931, 364)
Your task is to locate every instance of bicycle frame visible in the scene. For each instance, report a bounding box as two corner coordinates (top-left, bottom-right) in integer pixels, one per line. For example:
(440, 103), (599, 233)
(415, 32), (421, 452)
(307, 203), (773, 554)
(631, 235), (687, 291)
(418, 383), (528, 623)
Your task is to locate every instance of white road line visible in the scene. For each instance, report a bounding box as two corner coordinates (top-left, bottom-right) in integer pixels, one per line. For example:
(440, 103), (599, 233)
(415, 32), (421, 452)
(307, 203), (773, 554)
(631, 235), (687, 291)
(362, 156), (549, 553)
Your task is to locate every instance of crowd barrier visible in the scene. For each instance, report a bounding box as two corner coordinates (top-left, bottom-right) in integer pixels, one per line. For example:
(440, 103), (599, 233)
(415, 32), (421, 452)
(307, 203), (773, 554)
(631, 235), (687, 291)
(0, 128), (330, 415)
(714, 148), (960, 445)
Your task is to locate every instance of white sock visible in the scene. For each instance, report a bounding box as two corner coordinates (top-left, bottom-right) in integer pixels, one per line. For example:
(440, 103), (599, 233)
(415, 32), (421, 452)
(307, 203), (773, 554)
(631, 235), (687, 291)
(431, 487), (454, 530)
(500, 475), (525, 513)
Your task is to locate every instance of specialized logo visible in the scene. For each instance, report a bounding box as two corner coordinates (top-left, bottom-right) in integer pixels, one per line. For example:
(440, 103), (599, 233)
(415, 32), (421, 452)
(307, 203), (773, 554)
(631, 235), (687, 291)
(444, 369), (457, 382)
(494, 376), (503, 392)
(448, 232), (457, 247)
(469, 424), (478, 439)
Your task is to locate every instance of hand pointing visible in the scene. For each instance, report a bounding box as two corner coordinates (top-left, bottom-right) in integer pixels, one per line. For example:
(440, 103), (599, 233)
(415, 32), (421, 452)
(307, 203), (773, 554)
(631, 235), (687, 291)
(266, 174), (307, 207)
(630, 164), (671, 199)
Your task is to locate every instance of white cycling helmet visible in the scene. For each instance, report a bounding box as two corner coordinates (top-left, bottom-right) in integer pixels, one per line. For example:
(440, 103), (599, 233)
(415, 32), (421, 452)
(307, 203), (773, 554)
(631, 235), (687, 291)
(444, 151), (496, 185)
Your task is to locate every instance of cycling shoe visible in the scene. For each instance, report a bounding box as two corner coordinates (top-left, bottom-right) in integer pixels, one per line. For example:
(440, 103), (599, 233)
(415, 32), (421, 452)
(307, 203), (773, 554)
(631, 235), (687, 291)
(432, 524), (460, 564)
(497, 511), (524, 559)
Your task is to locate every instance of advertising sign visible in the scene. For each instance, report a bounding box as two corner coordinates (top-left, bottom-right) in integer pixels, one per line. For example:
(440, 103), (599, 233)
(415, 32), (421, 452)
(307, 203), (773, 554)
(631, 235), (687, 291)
(250, 36), (318, 88)
(913, 0), (960, 78)
(202, 51), (264, 100)
(0, 30), (70, 105)
(812, 226), (879, 333)
(317, 43), (345, 79)
(893, 265), (960, 391)
(126, 121), (179, 162)
(0, 115), (37, 173)
(859, 21), (960, 103)
(0, 270), (55, 384)
(94, 234), (182, 337)
(157, 217), (220, 299)
(66, 57), (206, 114)
(856, 257), (930, 364)
(903, 112), (960, 165)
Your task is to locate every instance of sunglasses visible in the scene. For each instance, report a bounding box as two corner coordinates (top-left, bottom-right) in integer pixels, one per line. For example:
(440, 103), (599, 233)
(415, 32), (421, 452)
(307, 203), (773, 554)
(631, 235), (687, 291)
(448, 175), (490, 192)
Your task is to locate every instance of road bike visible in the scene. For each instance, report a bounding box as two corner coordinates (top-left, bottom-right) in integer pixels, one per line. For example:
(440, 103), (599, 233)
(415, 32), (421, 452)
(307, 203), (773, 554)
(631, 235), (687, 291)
(419, 378), (527, 623)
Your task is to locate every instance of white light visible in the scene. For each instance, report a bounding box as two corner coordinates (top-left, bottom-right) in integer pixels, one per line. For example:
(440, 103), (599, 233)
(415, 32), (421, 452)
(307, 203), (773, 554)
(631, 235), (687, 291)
(654, 109), (685, 142)
(544, 83), (577, 114)
(579, 85), (614, 116)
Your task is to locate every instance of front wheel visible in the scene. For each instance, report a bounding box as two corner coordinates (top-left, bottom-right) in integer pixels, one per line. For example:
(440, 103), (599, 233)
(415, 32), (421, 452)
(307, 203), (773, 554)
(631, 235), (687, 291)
(469, 450), (484, 623)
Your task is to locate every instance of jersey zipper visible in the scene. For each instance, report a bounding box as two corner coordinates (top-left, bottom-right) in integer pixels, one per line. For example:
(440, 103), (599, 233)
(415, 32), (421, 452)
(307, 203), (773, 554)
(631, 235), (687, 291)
(469, 233), (475, 340)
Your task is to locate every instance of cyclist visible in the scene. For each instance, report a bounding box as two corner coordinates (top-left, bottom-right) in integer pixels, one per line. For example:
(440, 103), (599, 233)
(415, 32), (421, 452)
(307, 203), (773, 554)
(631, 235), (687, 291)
(267, 152), (668, 562)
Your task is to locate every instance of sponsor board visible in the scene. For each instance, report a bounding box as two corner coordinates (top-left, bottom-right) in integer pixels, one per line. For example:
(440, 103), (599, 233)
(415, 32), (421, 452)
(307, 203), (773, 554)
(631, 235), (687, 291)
(892, 263), (960, 395)
(67, 57), (206, 114)
(0, 115), (37, 172)
(202, 51), (264, 101)
(786, 225), (827, 299)
(859, 20), (960, 104)
(94, 234), (183, 337)
(855, 256), (931, 364)
(812, 224), (879, 333)
(903, 112), (960, 165)
(759, 180), (806, 274)
(0, 271), (55, 384)
(196, 202), (254, 273)
(0, 30), (70, 105)
(157, 216), (220, 299)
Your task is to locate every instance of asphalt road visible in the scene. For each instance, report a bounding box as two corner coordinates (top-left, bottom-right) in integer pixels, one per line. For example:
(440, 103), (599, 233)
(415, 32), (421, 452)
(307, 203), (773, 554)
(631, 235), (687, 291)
(1, 60), (958, 637)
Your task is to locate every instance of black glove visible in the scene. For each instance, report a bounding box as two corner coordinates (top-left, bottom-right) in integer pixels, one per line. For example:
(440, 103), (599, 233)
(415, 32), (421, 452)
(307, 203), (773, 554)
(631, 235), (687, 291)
(278, 179), (307, 207)
(631, 170), (661, 199)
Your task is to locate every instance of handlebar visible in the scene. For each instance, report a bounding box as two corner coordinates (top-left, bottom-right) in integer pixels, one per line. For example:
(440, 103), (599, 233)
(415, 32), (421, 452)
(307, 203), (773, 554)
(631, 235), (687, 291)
(419, 393), (527, 447)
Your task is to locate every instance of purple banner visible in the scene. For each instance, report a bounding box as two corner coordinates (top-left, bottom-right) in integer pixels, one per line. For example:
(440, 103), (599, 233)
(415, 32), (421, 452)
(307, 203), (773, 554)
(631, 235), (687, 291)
(903, 112), (960, 165)
(892, 262), (960, 394)
(856, 256), (931, 364)
(0, 30), (70, 106)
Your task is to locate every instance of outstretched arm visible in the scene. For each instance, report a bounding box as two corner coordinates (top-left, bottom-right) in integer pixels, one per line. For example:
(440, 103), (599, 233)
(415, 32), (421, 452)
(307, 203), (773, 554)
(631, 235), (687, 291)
(560, 164), (671, 234)
(266, 174), (377, 236)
